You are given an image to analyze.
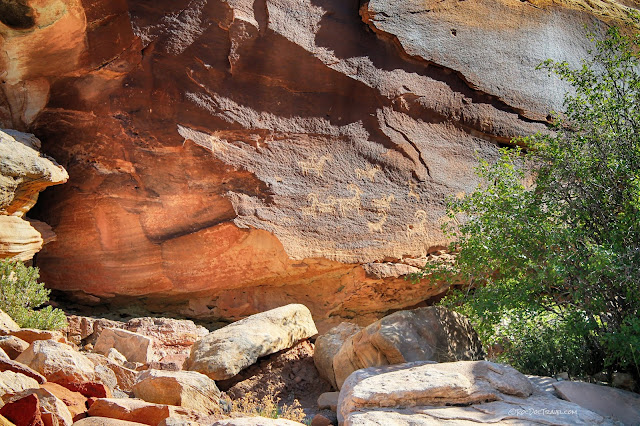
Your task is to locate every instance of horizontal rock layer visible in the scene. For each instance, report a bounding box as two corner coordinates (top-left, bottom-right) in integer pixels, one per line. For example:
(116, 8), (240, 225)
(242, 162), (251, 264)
(0, 0), (635, 327)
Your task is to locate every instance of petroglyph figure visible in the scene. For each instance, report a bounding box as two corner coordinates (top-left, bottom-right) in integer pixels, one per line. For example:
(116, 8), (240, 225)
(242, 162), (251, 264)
(302, 193), (336, 216)
(335, 184), (362, 216)
(408, 181), (420, 201)
(356, 164), (382, 182)
(406, 209), (428, 238)
(367, 212), (387, 233)
(297, 155), (332, 177)
(372, 194), (395, 212)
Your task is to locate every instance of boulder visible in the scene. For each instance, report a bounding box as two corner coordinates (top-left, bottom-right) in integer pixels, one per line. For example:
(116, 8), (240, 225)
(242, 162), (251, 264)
(0, 335), (30, 359)
(317, 392), (339, 412)
(185, 304), (317, 380)
(40, 383), (87, 421)
(554, 380), (640, 425)
(0, 311), (19, 334)
(15, 340), (98, 386)
(85, 353), (137, 393)
(72, 418), (149, 426)
(132, 370), (220, 414)
(0, 393), (43, 426)
(10, 329), (66, 345)
(0, 370), (40, 401)
(333, 307), (483, 389)
(124, 318), (209, 360)
(87, 398), (198, 426)
(65, 317), (124, 347)
(0, 215), (45, 262)
(6, 388), (73, 426)
(337, 361), (611, 425)
(63, 382), (111, 399)
(0, 358), (46, 383)
(314, 323), (361, 390)
(94, 329), (153, 364)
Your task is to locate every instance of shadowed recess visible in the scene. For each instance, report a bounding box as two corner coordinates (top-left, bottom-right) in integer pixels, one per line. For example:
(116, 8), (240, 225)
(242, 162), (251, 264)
(0, 0), (36, 29)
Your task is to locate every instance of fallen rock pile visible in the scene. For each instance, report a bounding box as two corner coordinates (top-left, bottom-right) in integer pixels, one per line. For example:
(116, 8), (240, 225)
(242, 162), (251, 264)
(0, 303), (636, 426)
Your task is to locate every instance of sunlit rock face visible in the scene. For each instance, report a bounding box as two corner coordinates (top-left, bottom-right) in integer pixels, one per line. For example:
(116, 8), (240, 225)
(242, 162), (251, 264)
(0, 0), (631, 330)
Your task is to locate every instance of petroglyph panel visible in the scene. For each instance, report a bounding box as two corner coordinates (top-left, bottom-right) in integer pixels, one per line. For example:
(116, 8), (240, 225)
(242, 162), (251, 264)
(178, 104), (500, 263)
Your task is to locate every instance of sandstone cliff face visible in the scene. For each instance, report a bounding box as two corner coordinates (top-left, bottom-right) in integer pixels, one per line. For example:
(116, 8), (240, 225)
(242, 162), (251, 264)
(0, 0), (633, 329)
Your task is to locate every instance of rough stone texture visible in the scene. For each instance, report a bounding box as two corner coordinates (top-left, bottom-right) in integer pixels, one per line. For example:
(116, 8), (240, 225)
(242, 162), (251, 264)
(15, 340), (98, 386)
(314, 323), (362, 390)
(317, 392), (339, 412)
(72, 418), (149, 426)
(333, 306), (483, 389)
(0, 370), (40, 401)
(124, 318), (209, 362)
(10, 329), (66, 345)
(0, 415), (13, 426)
(87, 398), (199, 426)
(0, 311), (19, 334)
(85, 353), (137, 393)
(0, 0), (628, 329)
(0, 358), (47, 384)
(65, 316), (124, 347)
(185, 304), (317, 380)
(94, 328), (153, 364)
(40, 383), (88, 422)
(64, 382), (112, 399)
(0, 335), (30, 359)
(338, 361), (612, 425)
(6, 388), (74, 426)
(553, 380), (640, 425)
(0, 393), (44, 426)
(132, 370), (221, 414)
(0, 129), (68, 261)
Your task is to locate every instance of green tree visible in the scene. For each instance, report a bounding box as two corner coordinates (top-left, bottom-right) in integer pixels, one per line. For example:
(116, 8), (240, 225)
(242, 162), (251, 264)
(414, 27), (640, 379)
(0, 259), (67, 330)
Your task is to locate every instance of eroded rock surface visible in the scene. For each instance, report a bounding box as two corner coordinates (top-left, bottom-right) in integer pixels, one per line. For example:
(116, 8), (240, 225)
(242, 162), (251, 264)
(1, 0), (635, 326)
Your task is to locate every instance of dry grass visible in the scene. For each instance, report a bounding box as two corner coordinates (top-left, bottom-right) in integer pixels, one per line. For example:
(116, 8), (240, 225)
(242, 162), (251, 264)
(222, 391), (307, 424)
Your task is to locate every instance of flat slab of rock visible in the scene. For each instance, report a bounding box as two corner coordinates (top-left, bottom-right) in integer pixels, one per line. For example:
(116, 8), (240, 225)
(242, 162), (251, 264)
(314, 323), (361, 389)
(133, 370), (220, 414)
(0, 357), (46, 383)
(0, 310), (19, 334)
(185, 304), (317, 380)
(41, 382), (87, 421)
(333, 306), (484, 389)
(10, 329), (66, 345)
(554, 380), (640, 425)
(338, 360), (534, 423)
(0, 370), (40, 402)
(94, 328), (153, 364)
(88, 398), (199, 426)
(73, 417), (149, 426)
(16, 340), (98, 386)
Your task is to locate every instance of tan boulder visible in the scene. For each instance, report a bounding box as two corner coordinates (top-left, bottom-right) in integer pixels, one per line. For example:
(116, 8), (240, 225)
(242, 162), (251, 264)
(0, 215), (44, 262)
(85, 353), (137, 393)
(185, 304), (317, 380)
(132, 370), (220, 414)
(0, 357), (46, 383)
(16, 340), (98, 386)
(72, 418), (148, 426)
(10, 329), (66, 345)
(0, 130), (68, 217)
(313, 323), (361, 390)
(87, 398), (198, 426)
(317, 392), (339, 412)
(94, 329), (153, 364)
(0, 370), (39, 401)
(0, 310), (19, 334)
(336, 360), (613, 425)
(0, 335), (30, 359)
(333, 307), (483, 389)
(124, 318), (209, 361)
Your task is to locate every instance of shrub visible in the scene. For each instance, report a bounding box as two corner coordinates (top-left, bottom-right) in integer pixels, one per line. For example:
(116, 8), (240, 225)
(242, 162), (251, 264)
(0, 259), (67, 330)
(413, 27), (640, 380)
(223, 392), (307, 423)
